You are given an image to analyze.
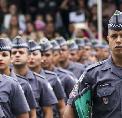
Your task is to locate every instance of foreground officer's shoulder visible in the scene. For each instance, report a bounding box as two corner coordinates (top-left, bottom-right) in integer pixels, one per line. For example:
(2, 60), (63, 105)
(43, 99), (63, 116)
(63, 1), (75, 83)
(86, 60), (107, 72)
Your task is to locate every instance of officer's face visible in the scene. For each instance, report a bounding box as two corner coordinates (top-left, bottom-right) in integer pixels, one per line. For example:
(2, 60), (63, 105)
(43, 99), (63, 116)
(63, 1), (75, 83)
(0, 51), (11, 70)
(59, 45), (69, 62)
(41, 50), (53, 69)
(107, 30), (122, 56)
(102, 48), (110, 59)
(96, 47), (110, 61)
(69, 50), (79, 62)
(52, 50), (60, 65)
(78, 47), (84, 58)
(83, 46), (91, 57)
(96, 48), (104, 60)
(11, 48), (29, 66)
(28, 50), (41, 69)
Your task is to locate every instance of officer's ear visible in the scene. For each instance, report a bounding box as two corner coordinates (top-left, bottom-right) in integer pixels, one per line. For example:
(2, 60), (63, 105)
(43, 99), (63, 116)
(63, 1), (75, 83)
(107, 35), (109, 43)
(26, 49), (30, 59)
(27, 52), (30, 59)
(107, 29), (111, 43)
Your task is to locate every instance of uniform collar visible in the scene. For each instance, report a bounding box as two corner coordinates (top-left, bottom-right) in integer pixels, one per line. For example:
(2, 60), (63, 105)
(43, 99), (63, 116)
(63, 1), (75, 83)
(110, 56), (122, 78)
(102, 56), (122, 78)
(25, 70), (35, 80)
(52, 67), (58, 72)
(0, 74), (3, 82)
(39, 69), (46, 78)
(0, 69), (17, 82)
(101, 57), (111, 70)
(10, 69), (17, 79)
(53, 67), (60, 76)
(53, 67), (64, 73)
(67, 61), (74, 70)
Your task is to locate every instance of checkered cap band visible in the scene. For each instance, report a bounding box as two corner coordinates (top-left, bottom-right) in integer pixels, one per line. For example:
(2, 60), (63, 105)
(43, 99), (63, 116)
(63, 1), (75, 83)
(28, 40), (41, 51)
(0, 38), (11, 51)
(12, 36), (28, 48)
(108, 10), (122, 30)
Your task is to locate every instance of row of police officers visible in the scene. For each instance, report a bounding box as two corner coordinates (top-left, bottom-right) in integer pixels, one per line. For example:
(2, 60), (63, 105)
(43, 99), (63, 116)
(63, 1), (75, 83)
(0, 35), (86, 118)
(1, 9), (118, 118)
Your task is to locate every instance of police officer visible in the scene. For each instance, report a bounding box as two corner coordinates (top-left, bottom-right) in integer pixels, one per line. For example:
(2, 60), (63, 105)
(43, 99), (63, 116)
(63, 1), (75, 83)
(55, 37), (85, 79)
(64, 10), (122, 118)
(79, 39), (98, 68)
(11, 36), (58, 118)
(0, 37), (37, 118)
(39, 39), (66, 118)
(67, 40), (79, 62)
(41, 39), (76, 100)
(95, 42), (110, 61)
(27, 39), (76, 101)
(50, 39), (77, 80)
(0, 38), (30, 117)
(75, 38), (86, 64)
(83, 40), (93, 62)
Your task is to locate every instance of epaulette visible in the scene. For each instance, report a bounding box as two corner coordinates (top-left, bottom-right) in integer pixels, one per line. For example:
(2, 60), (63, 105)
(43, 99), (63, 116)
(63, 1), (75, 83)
(33, 72), (45, 80)
(3, 74), (18, 82)
(57, 68), (67, 74)
(86, 60), (106, 71)
(44, 70), (56, 75)
(16, 74), (26, 80)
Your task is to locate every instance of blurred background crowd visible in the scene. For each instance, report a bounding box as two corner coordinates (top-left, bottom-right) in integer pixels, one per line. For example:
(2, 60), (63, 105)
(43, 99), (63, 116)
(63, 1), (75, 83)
(0, 0), (121, 40)
(0, 0), (121, 65)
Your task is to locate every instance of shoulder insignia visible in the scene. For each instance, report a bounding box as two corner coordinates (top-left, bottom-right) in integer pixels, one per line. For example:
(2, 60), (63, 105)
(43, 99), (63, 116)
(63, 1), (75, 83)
(44, 70), (56, 75)
(78, 70), (87, 83)
(3, 74), (18, 82)
(86, 60), (106, 71)
(57, 68), (66, 74)
(78, 60), (107, 83)
(3, 74), (12, 79)
(16, 74), (26, 80)
(33, 72), (45, 79)
(57, 68), (74, 75)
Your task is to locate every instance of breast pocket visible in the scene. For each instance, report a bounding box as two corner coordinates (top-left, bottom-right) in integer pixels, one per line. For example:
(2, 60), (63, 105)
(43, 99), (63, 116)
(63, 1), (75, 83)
(95, 83), (117, 111)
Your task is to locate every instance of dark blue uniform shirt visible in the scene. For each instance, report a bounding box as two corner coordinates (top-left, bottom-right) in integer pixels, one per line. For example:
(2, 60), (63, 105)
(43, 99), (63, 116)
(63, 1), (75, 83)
(0, 74), (30, 118)
(53, 67), (76, 99)
(10, 70), (37, 110)
(40, 69), (66, 118)
(68, 57), (122, 118)
(66, 61), (84, 79)
(16, 70), (57, 118)
(40, 69), (65, 100)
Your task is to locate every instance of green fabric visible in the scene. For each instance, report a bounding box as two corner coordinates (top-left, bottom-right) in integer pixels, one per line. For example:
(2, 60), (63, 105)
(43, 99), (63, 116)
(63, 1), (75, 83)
(74, 89), (91, 118)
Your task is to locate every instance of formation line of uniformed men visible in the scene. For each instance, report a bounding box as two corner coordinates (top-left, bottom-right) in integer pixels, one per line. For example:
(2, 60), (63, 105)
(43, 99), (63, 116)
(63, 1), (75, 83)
(0, 34), (87, 118)
(1, 9), (117, 118)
